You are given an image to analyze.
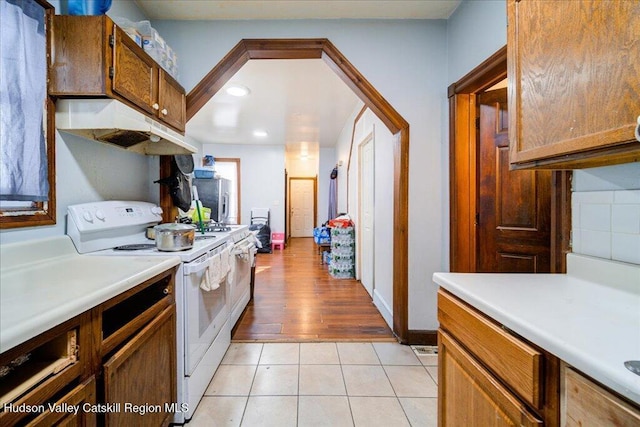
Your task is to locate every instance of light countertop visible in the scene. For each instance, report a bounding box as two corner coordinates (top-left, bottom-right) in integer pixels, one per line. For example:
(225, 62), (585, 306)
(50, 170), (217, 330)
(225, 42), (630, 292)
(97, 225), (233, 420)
(433, 253), (640, 405)
(0, 236), (180, 354)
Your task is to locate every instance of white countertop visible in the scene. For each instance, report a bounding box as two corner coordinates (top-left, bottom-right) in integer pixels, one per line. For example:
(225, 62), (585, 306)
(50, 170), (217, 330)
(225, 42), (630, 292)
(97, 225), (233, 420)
(433, 253), (640, 405)
(0, 236), (180, 354)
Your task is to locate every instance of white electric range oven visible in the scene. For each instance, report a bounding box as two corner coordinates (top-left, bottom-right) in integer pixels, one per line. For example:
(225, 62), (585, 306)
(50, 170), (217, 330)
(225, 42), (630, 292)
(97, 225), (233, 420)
(66, 201), (253, 423)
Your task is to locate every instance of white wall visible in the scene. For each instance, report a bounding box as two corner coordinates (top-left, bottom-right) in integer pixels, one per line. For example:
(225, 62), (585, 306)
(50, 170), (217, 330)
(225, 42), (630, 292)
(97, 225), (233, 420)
(0, 1), (157, 245)
(335, 107), (360, 214)
(202, 144), (285, 232)
(336, 108), (395, 327)
(447, 0), (507, 83)
(155, 18), (449, 330)
(318, 147), (336, 226)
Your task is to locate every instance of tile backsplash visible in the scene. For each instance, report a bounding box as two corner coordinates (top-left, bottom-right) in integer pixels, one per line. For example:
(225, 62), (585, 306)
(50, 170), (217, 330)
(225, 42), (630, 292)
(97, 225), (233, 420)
(572, 190), (640, 265)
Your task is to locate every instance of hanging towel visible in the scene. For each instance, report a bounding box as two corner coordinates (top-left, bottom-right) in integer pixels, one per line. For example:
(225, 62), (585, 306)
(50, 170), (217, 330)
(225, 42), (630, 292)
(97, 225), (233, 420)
(200, 265), (212, 291)
(204, 253), (222, 291)
(227, 248), (237, 286)
(220, 246), (231, 280)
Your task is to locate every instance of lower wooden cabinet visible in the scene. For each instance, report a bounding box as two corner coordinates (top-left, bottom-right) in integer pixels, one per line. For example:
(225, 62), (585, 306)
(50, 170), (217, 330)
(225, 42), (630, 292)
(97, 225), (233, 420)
(563, 366), (640, 427)
(26, 377), (96, 427)
(438, 289), (559, 426)
(439, 330), (542, 426)
(103, 306), (176, 427)
(438, 289), (640, 426)
(0, 268), (177, 427)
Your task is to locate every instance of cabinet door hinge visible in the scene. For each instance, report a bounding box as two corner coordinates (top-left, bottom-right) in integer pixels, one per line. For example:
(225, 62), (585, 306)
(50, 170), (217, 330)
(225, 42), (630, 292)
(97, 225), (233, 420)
(475, 213), (480, 225)
(109, 66), (114, 79)
(109, 34), (115, 47)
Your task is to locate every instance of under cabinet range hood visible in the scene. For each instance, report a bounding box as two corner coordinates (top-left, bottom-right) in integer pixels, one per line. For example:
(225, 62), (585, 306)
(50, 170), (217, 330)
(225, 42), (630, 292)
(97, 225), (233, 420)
(55, 99), (197, 155)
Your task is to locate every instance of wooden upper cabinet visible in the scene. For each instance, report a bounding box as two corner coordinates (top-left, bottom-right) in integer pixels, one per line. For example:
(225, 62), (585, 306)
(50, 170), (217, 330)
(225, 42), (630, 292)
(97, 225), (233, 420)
(112, 25), (157, 116)
(508, 0), (640, 169)
(50, 15), (186, 134)
(158, 70), (186, 132)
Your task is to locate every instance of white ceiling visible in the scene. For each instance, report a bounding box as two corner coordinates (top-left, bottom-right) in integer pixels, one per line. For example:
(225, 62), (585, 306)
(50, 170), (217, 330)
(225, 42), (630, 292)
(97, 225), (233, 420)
(135, 1), (462, 20)
(186, 59), (362, 151)
(143, 1), (462, 150)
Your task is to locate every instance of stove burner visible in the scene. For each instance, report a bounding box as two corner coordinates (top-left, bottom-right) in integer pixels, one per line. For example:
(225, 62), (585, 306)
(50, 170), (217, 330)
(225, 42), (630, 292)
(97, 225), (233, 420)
(196, 235), (217, 240)
(113, 244), (156, 251)
(205, 226), (231, 232)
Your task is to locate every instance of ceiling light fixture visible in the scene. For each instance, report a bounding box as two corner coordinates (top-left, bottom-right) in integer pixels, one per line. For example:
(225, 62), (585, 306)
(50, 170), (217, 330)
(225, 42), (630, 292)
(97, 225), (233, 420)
(225, 84), (250, 97)
(253, 130), (268, 138)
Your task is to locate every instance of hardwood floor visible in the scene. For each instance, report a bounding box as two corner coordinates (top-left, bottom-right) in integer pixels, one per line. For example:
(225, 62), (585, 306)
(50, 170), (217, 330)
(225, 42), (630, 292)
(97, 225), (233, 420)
(232, 237), (395, 342)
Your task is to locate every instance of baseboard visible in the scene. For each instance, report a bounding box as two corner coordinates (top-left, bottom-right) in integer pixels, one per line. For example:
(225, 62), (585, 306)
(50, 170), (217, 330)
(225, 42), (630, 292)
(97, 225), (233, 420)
(401, 329), (437, 346)
(373, 289), (393, 329)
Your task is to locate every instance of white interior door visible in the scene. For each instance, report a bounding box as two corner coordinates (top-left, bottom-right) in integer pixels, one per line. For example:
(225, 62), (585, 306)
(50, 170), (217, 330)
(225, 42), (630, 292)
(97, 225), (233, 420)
(290, 178), (315, 237)
(359, 136), (375, 297)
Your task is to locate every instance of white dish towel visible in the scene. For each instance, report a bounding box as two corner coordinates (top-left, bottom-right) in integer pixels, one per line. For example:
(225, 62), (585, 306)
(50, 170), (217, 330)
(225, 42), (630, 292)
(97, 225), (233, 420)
(220, 246), (231, 280)
(200, 253), (222, 291)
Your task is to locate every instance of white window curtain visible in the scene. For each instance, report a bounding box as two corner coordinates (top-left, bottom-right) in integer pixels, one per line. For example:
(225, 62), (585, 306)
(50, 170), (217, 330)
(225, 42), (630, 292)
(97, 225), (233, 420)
(0, 0), (49, 201)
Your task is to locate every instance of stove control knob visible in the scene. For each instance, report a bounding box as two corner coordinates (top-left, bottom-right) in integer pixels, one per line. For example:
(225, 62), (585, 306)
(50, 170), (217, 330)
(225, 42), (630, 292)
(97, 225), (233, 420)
(151, 206), (163, 215)
(83, 211), (94, 223)
(95, 210), (106, 221)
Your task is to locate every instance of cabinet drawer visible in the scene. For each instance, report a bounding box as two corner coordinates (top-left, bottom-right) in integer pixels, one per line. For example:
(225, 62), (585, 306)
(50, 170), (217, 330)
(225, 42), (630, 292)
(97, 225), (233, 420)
(439, 330), (542, 427)
(438, 289), (543, 409)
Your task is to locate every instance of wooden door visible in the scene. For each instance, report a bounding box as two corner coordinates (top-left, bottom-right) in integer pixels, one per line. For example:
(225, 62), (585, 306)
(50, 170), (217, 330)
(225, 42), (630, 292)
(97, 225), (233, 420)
(103, 306), (176, 427)
(290, 178), (315, 237)
(112, 25), (156, 115)
(438, 331), (542, 427)
(477, 88), (552, 273)
(158, 70), (186, 132)
(359, 135), (375, 297)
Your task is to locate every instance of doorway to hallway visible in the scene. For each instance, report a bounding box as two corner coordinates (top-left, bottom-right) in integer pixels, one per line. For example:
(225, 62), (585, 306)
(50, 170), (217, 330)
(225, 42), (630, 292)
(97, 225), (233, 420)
(231, 238), (393, 342)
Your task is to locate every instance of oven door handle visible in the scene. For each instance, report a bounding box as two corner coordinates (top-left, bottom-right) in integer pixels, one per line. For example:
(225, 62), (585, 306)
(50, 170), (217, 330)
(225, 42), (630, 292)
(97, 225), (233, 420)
(183, 257), (210, 275)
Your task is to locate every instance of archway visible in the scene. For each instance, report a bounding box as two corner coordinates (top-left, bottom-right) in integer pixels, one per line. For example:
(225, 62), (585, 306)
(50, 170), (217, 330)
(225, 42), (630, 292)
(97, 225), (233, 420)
(173, 39), (410, 342)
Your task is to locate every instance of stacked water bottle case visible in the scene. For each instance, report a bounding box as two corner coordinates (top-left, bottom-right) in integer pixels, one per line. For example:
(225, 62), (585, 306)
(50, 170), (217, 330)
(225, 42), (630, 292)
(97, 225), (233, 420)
(329, 226), (355, 279)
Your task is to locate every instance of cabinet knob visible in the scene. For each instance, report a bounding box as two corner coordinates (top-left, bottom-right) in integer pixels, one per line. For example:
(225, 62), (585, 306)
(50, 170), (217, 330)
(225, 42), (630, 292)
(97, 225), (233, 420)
(163, 288), (169, 295)
(635, 115), (640, 142)
(161, 108), (168, 115)
(152, 103), (160, 110)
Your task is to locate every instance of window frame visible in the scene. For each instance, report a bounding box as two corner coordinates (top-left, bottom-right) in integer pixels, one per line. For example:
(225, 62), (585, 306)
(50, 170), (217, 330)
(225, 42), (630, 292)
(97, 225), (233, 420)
(0, 0), (56, 229)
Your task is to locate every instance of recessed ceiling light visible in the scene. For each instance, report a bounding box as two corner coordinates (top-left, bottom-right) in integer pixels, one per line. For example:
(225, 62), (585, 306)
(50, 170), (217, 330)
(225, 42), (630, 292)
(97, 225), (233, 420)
(226, 84), (250, 97)
(253, 130), (268, 138)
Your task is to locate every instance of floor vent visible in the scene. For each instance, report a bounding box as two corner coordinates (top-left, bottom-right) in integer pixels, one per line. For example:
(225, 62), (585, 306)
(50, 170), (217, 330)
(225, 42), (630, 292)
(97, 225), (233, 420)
(411, 345), (438, 356)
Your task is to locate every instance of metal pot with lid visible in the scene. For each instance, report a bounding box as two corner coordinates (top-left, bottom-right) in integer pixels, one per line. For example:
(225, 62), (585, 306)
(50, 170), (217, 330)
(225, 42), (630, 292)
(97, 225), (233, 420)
(154, 223), (196, 251)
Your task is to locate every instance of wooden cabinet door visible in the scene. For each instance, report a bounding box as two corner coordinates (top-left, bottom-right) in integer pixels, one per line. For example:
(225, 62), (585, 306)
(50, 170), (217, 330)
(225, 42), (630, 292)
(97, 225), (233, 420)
(158, 71), (186, 132)
(112, 25), (157, 116)
(508, 0), (640, 169)
(564, 367), (640, 427)
(27, 377), (97, 427)
(103, 306), (176, 427)
(438, 330), (542, 427)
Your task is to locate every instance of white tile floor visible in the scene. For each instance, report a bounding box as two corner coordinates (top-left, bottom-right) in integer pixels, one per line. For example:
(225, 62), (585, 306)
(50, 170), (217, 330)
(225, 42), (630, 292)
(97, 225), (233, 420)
(189, 342), (438, 426)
